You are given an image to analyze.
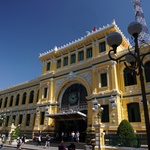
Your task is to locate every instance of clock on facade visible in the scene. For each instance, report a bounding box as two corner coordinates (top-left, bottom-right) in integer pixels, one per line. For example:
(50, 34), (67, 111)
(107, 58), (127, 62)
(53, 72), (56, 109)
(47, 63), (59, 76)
(68, 92), (78, 105)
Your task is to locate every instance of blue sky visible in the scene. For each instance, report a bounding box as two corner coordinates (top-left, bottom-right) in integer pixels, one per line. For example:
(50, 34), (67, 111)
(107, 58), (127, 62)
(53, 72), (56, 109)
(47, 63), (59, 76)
(0, 0), (150, 89)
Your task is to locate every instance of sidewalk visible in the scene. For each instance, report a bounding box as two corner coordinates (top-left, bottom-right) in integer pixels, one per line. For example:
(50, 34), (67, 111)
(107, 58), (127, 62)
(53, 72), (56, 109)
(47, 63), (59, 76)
(5, 143), (148, 150)
(5, 143), (84, 150)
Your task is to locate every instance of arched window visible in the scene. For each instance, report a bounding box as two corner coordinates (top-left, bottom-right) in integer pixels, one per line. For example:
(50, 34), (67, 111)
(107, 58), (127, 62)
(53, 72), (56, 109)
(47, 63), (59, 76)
(15, 94), (20, 106)
(40, 112), (45, 125)
(26, 114), (31, 126)
(10, 95), (14, 107)
(5, 116), (9, 127)
(127, 102), (141, 122)
(22, 92), (27, 105)
(62, 84), (87, 107)
(144, 61), (150, 82)
(13, 115), (16, 125)
(19, 114), (23, 125)
(4, 97), (8, 108)
(29, 90), (34, 103)
(124, 68), (137, 86)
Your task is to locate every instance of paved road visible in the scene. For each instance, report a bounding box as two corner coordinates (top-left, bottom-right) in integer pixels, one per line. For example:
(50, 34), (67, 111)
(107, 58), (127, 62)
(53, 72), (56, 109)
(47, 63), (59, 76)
(2, 146), (53, 150)
(1, 148), (16, 150)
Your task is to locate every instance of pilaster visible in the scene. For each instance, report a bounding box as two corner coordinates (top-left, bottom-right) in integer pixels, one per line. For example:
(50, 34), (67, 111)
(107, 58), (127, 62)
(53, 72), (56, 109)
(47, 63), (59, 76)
(110, 61), (118, 90)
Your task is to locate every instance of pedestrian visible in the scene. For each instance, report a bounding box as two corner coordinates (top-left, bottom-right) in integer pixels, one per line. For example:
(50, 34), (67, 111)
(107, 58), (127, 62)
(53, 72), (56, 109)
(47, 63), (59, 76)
(61, 132), (64, 141)
(37, 135), (41, 146)
(16, 137), (22, 150)
(21, 134), (26, 144)
(76, 131), (80, 143)
(71, 131), (75, 142)
(1, 135), (5, 149)
(45, 133), (51, 148)
(58, 141), (66, 150)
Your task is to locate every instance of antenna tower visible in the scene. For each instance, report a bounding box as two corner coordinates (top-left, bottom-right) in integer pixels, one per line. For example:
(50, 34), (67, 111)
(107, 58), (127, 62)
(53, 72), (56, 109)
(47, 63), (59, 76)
(132, 0), (150, 42)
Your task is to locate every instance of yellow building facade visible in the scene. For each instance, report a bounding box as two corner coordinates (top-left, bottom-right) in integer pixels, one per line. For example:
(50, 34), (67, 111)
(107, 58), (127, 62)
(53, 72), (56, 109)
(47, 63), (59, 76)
(0, 20), (150, 142)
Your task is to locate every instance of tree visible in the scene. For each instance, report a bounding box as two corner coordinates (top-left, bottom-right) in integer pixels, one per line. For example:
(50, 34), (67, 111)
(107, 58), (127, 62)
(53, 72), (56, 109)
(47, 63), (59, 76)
(117, 119), (137, 147)
(11, 125), (21, 140)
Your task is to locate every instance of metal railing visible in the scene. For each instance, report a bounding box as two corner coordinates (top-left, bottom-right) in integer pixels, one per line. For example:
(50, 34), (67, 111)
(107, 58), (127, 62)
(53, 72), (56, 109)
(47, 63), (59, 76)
(105, 136), (147, 148)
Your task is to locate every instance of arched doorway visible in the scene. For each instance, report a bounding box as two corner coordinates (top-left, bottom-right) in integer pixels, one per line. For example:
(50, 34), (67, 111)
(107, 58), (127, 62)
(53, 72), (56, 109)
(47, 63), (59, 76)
(58, 83), (88, 142)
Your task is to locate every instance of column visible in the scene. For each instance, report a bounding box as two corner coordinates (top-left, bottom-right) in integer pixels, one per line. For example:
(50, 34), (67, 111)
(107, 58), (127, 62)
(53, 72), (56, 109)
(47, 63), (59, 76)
(30, 111), (35, 129)
(76, 49), (78, 63)
(94, 123), (104, 150)
(92, 40), (96, 57)
(50, 78), (54, 102)
(42, 61), (46, 74)
(33, 107), (40, 131)
(84, 46), (86, 61)
(92, 66), (98, 94)
(21, 113), (26, 129)
(110, 61), (118, 90)
(19, 93), (23, 106)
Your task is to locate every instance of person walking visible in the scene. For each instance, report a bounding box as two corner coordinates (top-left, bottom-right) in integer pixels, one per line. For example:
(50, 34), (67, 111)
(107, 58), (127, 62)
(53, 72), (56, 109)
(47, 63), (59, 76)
(37, 135), (41, 146)
(71, 131), (75, 142)
(45, 133), (51, 148)
(0, 135), (5, 149)
(21, 134), (26, 144)
(76, 131), (80, 143)
(16, 137), (22, 150)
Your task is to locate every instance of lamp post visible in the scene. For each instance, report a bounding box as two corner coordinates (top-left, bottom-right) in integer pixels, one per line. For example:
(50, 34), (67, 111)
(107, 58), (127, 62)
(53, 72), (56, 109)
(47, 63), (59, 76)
(106, 21), (150, 150)
(92, 98), (103, 150)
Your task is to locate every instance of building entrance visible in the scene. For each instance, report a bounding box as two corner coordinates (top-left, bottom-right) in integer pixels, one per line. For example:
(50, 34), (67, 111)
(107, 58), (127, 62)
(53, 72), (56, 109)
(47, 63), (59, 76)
(58, 119), (87, 142)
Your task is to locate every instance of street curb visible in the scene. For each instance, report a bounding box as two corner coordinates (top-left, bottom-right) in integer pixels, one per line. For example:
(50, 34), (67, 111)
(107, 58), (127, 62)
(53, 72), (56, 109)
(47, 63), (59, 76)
(5, 144), (47, 150)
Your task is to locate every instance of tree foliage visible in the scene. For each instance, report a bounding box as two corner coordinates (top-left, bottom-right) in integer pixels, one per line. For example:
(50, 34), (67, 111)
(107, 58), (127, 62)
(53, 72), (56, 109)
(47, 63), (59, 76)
(117, 119), (137, 147)
(11, 126), (21, 140)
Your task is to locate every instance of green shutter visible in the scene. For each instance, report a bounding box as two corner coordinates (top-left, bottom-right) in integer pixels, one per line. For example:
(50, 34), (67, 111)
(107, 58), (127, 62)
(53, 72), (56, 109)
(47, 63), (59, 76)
(46, 62), (50, 71)
(127, 103), (141, 122)
(40, 112), (45, 125)
(57, 59), (61, 68)
(86, 48), (92, 58)
(64, 57), (68, 66)
(71, 54), (76, 64)
(101, 105), (109, 122)
(124, 68), (137, 86)
(101, 73), (107, 87)
(99, 42), (106, 52)
(78, 51), (84, 61)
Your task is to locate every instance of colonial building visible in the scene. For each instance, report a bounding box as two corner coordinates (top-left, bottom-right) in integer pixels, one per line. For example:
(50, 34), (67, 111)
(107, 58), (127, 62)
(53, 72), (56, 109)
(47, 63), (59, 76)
(0, 20), (150, 141)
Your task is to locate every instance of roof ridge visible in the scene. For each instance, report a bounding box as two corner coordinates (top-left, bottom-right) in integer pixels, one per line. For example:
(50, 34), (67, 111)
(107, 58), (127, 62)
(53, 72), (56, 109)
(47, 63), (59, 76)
(39, 20), (117, 58)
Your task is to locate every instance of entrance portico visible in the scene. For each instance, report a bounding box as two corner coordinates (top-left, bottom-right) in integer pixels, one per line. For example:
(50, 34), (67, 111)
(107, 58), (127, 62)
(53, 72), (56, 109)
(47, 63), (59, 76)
(46, 111), (87, 142)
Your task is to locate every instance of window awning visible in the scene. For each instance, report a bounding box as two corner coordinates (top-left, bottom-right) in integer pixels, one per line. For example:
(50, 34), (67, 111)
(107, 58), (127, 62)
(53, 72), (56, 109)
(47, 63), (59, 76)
(46, 111), (87, 121)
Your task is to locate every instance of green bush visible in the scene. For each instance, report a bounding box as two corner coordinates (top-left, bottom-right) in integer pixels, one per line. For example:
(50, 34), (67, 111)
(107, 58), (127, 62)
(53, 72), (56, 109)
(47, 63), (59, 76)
(117, 119), (137, 147)
(11, 126), (20, 140)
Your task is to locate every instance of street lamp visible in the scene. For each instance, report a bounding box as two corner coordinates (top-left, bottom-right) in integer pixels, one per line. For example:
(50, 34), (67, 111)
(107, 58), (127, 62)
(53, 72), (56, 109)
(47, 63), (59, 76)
(92, 98), (104, 150)
(106, 21), (150, 150)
